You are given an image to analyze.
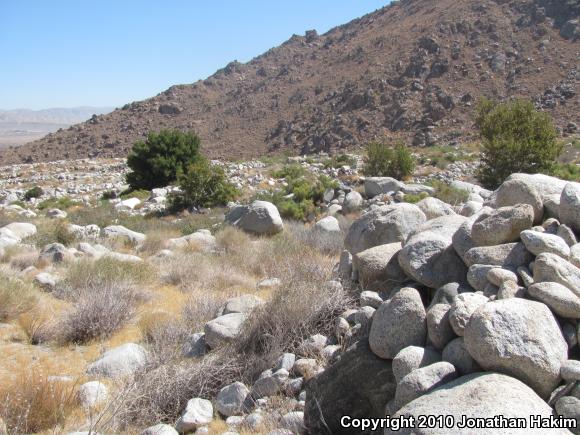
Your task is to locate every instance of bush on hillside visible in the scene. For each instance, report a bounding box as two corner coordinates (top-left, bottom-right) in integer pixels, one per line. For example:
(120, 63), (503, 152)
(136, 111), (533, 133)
(475, 98), (562, 189)
(126, 130), (202, 190)
(168, 158), (238, 211)
(362, 141), (415, 179)
(24, 186), (43, 201)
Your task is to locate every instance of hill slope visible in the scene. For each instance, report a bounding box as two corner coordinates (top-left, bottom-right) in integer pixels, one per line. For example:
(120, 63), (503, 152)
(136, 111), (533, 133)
(1, 0), (578, 164)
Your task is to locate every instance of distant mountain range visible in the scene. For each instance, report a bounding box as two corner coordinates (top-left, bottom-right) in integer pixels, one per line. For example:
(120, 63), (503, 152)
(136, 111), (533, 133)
(0, 107), (113, 149)
(0, 0), (577, 164)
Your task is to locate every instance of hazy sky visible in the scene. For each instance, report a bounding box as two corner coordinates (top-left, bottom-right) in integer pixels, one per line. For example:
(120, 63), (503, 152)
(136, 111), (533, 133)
(0, 0), (388, 110)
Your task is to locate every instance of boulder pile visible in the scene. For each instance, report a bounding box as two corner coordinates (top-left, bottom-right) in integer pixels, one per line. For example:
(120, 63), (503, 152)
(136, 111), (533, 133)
(305, 174), (580, 434)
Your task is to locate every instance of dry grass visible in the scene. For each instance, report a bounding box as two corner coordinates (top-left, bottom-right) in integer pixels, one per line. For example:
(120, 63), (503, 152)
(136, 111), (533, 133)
(139, 227), (181, 254)
(0, 370), (78, 434)
(0, 272), (38, 322)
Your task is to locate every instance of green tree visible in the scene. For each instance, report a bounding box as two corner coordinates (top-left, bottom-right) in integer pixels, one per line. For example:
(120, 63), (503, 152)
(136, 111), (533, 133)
(475, 98), (561, 189)
(169, 158), (237, 211)
(362, 141), (415, 179)
(126, 130), (202, 190)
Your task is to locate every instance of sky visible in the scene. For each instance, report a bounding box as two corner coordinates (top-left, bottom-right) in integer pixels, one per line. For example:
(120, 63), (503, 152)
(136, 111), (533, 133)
(0, 0), (388, 110)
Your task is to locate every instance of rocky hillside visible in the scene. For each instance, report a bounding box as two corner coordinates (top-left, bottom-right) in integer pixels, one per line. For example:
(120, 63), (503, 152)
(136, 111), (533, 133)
(1, 0), (578, 164)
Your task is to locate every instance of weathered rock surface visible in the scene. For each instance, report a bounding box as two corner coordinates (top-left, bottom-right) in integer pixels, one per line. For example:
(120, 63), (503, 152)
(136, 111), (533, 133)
(225, 200), (283, 235)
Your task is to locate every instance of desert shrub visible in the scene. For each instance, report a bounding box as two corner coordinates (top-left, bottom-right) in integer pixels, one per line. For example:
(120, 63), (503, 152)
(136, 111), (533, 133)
(24, 186), (43, 200)
(56, 281), (144, 344)
(403, 192), (429, 203)
(432, 181), (469, 205)
(553, 163), (580, 182)
(475, 98), (562, 189)
(126, 130), (202, 190)
(261, 168), (338, 221)
(363, 141), (415, 179)
(169, 158), (238, 211)
(37, 196), (81, 210)
(323, 153), (357, 169)
(120, 188), (151, 201)
(285, 219), (348, 255)
(0, 371), (77, 433)
(31, 220), (77, 248)
(0, 273), (37, 321)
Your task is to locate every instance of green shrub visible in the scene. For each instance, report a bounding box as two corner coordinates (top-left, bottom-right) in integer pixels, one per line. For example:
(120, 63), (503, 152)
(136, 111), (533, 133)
(169, 158), (237, 211)
(432, 181), (469, 205)
(126, 130), (202, 190)
(37, 197), (81, 211)
(271, 164), (307, 180)
(552, 163), (580, 182)
(121, 188), (150, 200)
(363, 141), (415, 179)
(475, 98), (562, 189)
(323, 154), (357, 169)
(403, 192), (429, 203)
(24, 186), (43, 201)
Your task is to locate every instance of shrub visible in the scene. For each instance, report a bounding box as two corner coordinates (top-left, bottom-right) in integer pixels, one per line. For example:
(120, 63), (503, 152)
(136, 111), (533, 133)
(553, 163), (580, 182)
(126, 130), (202, 190)
(0, 370), (77, 433)
(169, 158), (237, 211)
(24, 186), (43, 200)
(323, 154), (357, 169)
(475, 98), (562, 189)
(432, 181), (469, 205)
(56, 281), (143, 344)
(0, 273), (37, 321)
(37, 196), (81, 211)
(362, 141), (415, 179)
(403, 192), (429, 203)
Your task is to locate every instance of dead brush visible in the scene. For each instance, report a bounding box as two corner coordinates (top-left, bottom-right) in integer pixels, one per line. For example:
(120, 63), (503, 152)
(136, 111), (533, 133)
(55, 280), (146, 344)
(0, 272), (38, 322)
(0, 370), (78, 434)
(116, 353), (243, 428)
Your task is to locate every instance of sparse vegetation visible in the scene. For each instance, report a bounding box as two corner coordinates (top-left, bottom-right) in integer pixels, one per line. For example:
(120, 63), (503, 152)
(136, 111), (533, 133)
(37, 196), (82, 211)
(431, 180), (469, 205)
(475, 98), (562, 189)
(0, 272), (37, 321)
(126, 130), (203, 190)
(363, 141), (415, 179)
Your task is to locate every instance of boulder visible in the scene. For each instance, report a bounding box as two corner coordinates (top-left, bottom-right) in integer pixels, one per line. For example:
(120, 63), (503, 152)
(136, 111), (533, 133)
(140, 424), (179, 435)
(426, 304), (455, 350)
(394, 361), (458, 409)
(78, 381), (108, 408)
(304, 340), (395, 435)
(167, 231), (217, 252)
(364, 177), (404, 198)
(449, 180), (492, 198)
(449, 293), (488, 336)
(388, 373), (570, 434)
(505, 173), (568, 200)
(534, 253), (580, 296)
(280, 411), (305, 435)
(39, 243), (71, 263)
(251, 369), (289, 398)
(520, 230), (570, 259)
(175, 398), (213, 433)
(352, 243), (406, 289)
(464, 242), (533, 268)
(486, 267), (518, 287)
(398, 216), (468, 288)
(561, 360), (580, 382)
(560, 183), (580, 233)
(466, 264), (495, 292)
(344, 204), (426, 254)
(3, 222), (37, 240)
(442, 337), (480, 375)
(471, 205), (534, 246)
(220, 294), (264, 315)
(86, 343), (148, 378)
(528, 282), (580, 319)
(369, 287), (426, 359)
(493, 178), (544, 223)
(312, 216), (341, 234)
(225, 201), (283, 235)
(464, 299), (568, 398)
(558, 225), (577, 247)
(103, 225), (145, 244)
(115, 197), (141, 211)
(204, 313), (247, 349)
(555, 396), (580, 435)
(416, 197), (456, 220)
(216, 382), (250, 417)
(401, 184), (435, 196)
(392, 346), (441, 383)
(343, 191), (363, 213)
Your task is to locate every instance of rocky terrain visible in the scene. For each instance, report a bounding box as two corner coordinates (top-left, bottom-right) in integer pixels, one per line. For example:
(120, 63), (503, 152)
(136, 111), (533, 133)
(0, 0), (578, 164)
(0, 151), (579, 434)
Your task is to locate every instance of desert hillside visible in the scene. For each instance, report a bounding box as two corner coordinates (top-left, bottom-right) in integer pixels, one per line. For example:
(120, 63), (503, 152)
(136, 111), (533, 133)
(0, 0), (578, 164)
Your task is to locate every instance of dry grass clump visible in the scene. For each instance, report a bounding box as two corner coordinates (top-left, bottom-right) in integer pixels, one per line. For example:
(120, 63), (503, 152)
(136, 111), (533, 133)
(31, 219), (77, 248)
(117, 354), (243, 427)
(0, 272), (38, 322)
(139, 227), (181, 254)
(159, 252), (254, 293)
(0, 370), (77, 433)
(285, 218), (349, 255)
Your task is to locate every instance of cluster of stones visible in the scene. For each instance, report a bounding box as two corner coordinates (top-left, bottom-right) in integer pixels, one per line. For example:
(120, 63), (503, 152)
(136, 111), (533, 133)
(305, 173), (580, 434)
